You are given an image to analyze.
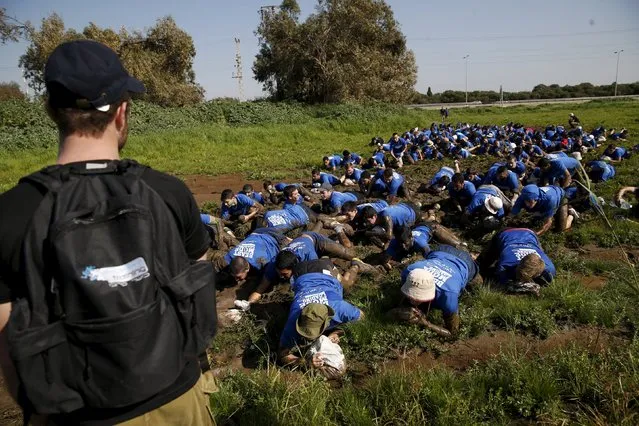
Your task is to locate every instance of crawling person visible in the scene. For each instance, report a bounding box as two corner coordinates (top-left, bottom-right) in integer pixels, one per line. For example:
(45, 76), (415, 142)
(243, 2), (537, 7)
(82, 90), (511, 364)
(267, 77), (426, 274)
(477, 227), (556, 296)
(510, 184), (578, 235)
(382, 222), (465, 267)
(389, 245), (482, 336)
(263, 180), (313, 204)
(240, 183), (265, 205)
(419, 166), (455, 195)
(353, 202), (421, 248)
(220, 188), (265, 237)
(340, 162), (364, 186)
(318, 184), (365, 214)
(312, 168), (342, 189)
(278, 259), (364, 374)
(461, 185), (511, 231)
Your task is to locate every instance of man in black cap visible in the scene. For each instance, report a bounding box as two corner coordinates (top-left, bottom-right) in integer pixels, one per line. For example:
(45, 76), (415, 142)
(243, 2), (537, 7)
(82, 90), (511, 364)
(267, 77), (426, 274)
(0, 41), (215, 425)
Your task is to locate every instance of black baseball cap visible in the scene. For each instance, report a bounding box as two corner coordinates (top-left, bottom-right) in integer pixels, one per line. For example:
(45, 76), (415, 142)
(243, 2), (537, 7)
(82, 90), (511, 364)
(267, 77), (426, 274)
(45, 40), (145, 111)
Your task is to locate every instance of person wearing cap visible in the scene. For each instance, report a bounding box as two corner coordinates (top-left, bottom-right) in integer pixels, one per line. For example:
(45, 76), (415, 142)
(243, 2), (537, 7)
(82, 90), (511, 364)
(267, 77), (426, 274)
(510, 184), (575, 235)
(312, 168), (342, 188)
(396, 246), (480, 334)
(240, 183), (266, 205)
(278, 259), (364, 366)
(220, 188), (265, 230)
(319, 184), (364, 214)
(461, 185), (511, 229)
(422, 166), (455, 195)
(0, 40), (215, 425)
(477, 228), (556, 295)
(323, 154), (343, 171)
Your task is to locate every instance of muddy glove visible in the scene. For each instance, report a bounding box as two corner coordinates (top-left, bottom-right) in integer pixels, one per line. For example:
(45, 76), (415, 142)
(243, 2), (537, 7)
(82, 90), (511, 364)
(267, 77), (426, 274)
(234, 300), (251, 311)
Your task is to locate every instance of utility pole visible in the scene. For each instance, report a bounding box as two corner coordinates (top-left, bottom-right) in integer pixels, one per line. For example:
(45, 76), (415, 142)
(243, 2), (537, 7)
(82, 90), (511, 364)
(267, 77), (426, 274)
(463, 55), (470, 106)
(232, 38), (244, 101)
(614, 50), (624, 97)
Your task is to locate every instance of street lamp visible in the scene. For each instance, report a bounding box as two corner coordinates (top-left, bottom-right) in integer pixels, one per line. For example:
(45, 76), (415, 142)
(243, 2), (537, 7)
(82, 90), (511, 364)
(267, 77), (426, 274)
(614, 50), (624, 96)
(463, 55), (470, 105)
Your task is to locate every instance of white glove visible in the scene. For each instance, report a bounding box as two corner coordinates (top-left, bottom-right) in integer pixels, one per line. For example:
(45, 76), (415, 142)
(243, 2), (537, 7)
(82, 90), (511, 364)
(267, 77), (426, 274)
(334, 224), (345, 233)
(234, 300), (251, 311)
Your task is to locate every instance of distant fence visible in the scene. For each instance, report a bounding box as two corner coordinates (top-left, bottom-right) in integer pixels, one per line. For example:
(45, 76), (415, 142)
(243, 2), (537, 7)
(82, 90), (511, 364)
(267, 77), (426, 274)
(407, 94), (639, 109)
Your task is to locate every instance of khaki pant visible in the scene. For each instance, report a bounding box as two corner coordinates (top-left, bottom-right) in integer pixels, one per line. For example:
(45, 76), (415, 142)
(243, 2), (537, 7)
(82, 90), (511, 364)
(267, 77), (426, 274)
(118, 374), (215, 426)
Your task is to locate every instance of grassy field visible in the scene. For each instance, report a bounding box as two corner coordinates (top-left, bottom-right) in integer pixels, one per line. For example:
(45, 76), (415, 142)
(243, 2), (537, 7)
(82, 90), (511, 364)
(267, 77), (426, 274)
(1, 99), (639, 424)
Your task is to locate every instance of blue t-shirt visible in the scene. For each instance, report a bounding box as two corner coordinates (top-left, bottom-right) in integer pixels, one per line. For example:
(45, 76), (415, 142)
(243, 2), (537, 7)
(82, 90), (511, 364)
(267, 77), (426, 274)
(466, 174), (483, 189)
(385, 225), (432, 261)
(512, 185), (565, 219)
(380, 203), (416, 228)
(344, 168), (363, 182)
(264, 205), (310, 230)
(371, 152), (386, 165)
(274, 182), (299, 192)
(430, 167), (455, 186)
(342, 153), (362, 166)
(495, 228), (556, 284)
(243, 191), (265, 205)
(221, 193), (255, 220)
(356, 200), (389, 213)
(587, 160), (616, 181)
(401, 250), (471, 315)
(313, 172), (341, 187)
(384, 172), (405, 196)
(608, 147), (626, 160)
(224, 229), (281, 271)
(329, 191), (359, 211)
(390, 138), (408, 156)
(466, 186), (504, 217)
(325, 155), (343, 169)
(447, 181), (477, 206)
(487, 170), (520, 193)
(280, 272), (361, 349)
(509, 161), (526, 177)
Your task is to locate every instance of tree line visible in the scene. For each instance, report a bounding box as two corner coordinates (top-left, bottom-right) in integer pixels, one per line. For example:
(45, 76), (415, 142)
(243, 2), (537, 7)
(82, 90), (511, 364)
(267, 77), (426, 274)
(413, 82), (639, 104)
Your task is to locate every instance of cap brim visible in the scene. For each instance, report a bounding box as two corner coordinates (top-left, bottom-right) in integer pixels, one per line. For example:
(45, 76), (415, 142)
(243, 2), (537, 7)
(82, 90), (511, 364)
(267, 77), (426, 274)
(125, 76), (146, 94)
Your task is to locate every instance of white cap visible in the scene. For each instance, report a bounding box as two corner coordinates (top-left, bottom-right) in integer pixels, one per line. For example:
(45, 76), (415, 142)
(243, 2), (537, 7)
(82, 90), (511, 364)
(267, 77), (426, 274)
(426, 140), (434, 147)
(401, 269), (436, 302)
(453, 135), (458, 140)
(571, 151), (582, 161)
(488, 132), (494, 138)
(484, 195), (503, 214)
(601, 155), (612, 162)
(510, 142), (517, 149)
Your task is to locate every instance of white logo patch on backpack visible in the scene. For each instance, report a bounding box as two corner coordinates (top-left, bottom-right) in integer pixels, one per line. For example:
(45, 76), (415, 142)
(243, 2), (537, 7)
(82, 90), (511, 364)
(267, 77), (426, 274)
(81, 257), (150, 287)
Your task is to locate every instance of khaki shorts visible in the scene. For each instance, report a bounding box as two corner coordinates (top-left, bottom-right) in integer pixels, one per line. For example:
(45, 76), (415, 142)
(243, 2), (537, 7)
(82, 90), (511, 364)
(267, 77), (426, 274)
(118, 374), (215, 426)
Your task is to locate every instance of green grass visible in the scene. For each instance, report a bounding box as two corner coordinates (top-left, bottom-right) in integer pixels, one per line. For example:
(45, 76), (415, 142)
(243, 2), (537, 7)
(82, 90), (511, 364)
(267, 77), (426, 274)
(4, 99), (639, 422)
(210, 340), (639, 425)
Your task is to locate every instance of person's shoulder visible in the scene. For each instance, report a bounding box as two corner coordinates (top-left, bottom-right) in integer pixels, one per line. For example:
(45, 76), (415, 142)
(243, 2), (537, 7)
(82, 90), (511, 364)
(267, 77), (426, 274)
(140, 166), (192, 200)
(0, 181), (46, 220)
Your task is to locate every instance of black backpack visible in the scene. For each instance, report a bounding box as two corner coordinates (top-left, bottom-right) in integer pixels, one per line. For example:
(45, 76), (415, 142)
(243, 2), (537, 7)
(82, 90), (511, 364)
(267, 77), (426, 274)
(6, 159), (216, 415)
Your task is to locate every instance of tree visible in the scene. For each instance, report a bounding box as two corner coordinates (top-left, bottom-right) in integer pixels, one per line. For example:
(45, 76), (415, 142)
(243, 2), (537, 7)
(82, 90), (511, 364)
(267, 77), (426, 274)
(254, 0), (417, 103)
(427, 86), (432, 97)
(19, 14), (203, 106)
(0, 8), (30, 44)
(0, 81), (26, 101)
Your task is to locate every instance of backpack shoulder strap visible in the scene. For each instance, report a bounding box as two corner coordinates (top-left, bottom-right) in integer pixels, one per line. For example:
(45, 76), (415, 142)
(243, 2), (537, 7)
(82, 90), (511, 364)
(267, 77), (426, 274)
(18, 165), (69, 194)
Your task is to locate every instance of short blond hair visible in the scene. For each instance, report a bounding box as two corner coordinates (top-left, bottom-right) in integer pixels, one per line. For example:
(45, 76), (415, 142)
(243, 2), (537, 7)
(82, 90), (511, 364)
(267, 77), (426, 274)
(516, 253), (545, 282)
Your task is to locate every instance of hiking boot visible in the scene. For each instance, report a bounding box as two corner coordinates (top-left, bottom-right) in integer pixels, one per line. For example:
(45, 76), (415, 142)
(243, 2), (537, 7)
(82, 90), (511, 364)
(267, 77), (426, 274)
(351, 258), (384, 275)
(568, 207), (580, 220)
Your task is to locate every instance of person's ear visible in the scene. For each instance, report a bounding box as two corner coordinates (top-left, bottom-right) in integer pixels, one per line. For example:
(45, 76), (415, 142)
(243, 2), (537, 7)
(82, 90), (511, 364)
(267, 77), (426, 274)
(114, 101), (128, 130)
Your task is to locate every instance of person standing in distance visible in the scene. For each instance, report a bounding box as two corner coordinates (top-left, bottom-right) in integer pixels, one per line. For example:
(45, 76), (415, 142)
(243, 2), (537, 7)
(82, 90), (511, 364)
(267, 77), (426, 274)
(0, 41), (216, 425)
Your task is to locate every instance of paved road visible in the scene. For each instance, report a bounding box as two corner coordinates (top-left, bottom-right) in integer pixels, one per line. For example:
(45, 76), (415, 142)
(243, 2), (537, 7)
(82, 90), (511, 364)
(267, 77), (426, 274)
(407, 94), (639, 110)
